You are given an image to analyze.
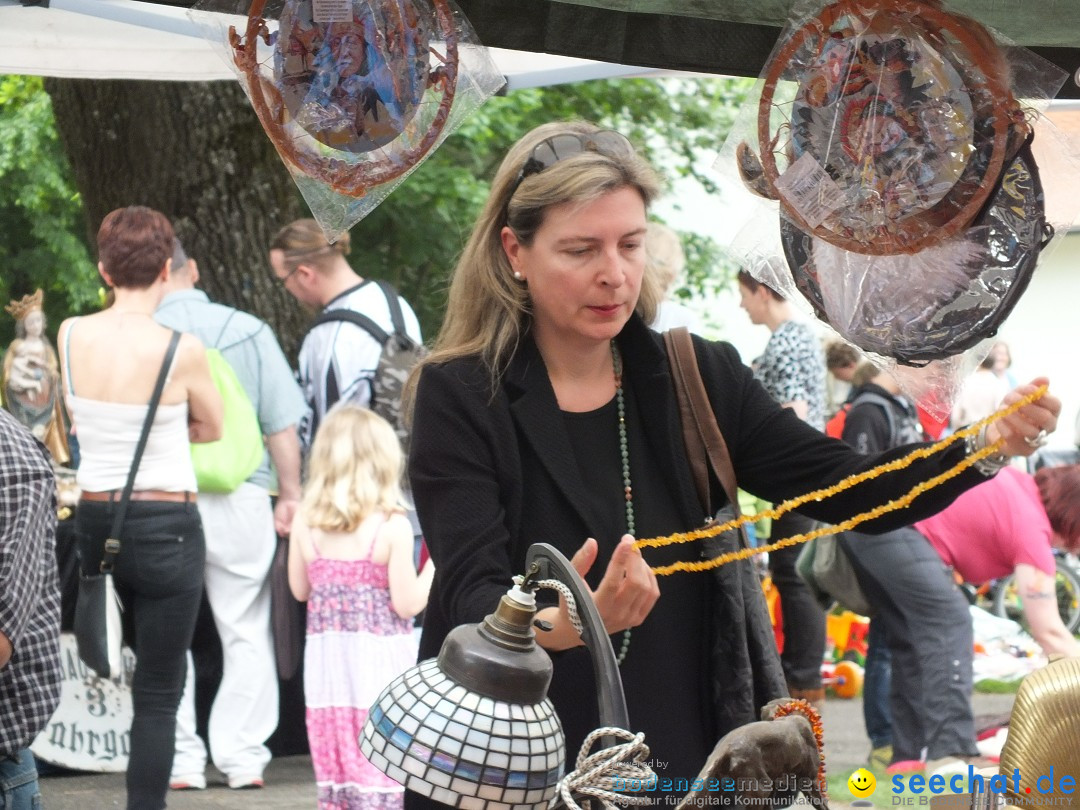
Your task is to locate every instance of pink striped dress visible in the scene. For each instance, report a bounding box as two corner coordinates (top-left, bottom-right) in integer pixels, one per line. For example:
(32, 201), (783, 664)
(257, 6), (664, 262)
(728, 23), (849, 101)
(304, 521), (418, 810)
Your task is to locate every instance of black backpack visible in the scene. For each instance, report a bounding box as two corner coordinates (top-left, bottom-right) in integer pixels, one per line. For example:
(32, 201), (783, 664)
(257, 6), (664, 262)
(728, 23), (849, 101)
(847, 391), (926, 448)
(306, 280), (425, 457)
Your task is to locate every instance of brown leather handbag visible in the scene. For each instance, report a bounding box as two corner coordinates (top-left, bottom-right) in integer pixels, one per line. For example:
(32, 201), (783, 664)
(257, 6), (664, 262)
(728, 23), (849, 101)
(662, 326), (786, 738)
(663, 326), (750, 547)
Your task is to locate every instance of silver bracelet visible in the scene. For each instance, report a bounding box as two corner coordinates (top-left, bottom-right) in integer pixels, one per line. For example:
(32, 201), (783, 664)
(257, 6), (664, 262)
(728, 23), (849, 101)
(964, 424), (1011, 476)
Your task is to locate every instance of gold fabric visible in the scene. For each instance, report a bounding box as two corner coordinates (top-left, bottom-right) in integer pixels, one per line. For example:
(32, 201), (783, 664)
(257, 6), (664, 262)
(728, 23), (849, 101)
(999, 656), (1080, 803)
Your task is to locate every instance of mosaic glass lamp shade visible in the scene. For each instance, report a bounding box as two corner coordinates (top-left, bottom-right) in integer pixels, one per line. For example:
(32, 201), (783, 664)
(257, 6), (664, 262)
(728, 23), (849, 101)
(361, 542), (630, 810)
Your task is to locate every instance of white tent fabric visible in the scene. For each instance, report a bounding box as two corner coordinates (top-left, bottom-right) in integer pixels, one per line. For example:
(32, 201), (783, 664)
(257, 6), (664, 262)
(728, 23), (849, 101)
(1, 0), (230, 81)
(0, 0), (688, 88)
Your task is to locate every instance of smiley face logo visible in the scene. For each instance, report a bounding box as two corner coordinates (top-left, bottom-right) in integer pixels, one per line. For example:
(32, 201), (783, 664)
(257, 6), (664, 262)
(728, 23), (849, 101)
(848, 768), (876, 798)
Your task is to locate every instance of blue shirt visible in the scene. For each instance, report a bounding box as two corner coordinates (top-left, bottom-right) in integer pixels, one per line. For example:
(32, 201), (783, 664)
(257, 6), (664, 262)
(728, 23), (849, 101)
(155, 289), (306, 490)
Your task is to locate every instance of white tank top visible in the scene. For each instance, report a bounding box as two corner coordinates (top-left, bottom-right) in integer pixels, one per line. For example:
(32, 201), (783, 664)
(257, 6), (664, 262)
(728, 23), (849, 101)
(68, 395), (197, 492)
(65, 318), (197, 493)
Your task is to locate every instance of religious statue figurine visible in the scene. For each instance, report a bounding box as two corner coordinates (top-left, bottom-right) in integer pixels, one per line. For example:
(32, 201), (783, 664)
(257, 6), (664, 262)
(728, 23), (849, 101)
(2, 289), (70, 464)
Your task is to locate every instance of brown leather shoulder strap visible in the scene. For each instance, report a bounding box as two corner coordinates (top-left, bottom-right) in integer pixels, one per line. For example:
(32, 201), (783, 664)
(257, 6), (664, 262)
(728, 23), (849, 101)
(663, 328), (743, 526)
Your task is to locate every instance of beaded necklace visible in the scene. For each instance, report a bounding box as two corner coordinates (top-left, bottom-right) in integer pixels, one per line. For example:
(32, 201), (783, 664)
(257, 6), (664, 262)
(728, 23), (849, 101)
(633, 385), (1049, 574)
(612, 340), (633, 665)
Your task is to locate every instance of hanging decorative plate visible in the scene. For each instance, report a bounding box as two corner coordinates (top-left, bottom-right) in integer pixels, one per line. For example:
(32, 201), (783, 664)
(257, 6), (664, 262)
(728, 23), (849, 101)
(229, 0), (458, 197)
(781, 134), (1052, 365)
(274, 0), (435, 154)
(755, 0), (1020, 256)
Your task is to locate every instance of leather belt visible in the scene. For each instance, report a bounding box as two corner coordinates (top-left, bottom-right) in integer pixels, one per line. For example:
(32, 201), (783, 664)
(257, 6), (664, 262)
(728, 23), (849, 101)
(80, 490), (197, 504)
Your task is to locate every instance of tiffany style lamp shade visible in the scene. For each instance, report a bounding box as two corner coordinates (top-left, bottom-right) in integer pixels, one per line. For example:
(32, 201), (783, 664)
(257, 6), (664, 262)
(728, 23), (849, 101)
(360, 543), (629, 810)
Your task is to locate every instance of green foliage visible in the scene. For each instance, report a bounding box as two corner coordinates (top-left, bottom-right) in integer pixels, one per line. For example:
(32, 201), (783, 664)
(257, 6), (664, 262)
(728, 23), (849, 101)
(0, 75), (97, 346)
(973, 678), (1023, 694)
(351, 76), (755, 337)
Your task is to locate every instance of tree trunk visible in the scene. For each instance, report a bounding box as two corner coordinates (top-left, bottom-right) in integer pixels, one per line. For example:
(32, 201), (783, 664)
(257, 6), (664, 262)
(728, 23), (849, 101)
(43, 78), (309, 359)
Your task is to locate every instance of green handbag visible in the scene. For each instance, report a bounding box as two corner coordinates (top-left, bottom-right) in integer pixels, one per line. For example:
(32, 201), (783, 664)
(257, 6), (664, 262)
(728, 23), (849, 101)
(796, 534), (874, 617)
(190, 347), (263, 493)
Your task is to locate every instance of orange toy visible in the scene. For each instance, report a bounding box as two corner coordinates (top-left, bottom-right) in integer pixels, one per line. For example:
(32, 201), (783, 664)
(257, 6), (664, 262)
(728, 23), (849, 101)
(822, 660), (864, 699)
(762, 575), (784, 653)
(826, 610), (870, 662)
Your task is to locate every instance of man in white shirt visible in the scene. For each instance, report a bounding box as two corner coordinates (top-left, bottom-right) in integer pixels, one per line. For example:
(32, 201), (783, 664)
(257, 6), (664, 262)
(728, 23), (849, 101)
(268, 219), (422, 453)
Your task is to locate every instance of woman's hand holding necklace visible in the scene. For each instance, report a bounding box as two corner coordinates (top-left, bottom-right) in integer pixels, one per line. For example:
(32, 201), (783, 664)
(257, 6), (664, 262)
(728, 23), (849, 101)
(534, 536), (659, 651)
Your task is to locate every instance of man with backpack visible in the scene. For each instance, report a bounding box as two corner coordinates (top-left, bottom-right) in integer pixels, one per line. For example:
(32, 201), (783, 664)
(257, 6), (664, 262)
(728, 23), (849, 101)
(156, 239), (305, 791)
(832, 362), (927, 453)
(269, 220), (425, 564)
(268, 219), (423, 457)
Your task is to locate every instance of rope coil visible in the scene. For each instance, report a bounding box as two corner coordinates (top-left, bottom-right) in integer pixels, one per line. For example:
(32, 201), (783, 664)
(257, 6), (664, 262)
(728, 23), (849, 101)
(557, 727), (656, 810)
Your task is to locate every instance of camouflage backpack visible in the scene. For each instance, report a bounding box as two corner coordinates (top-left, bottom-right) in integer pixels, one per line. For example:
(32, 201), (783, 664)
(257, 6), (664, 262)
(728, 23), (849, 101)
(306, 280), (424, 458)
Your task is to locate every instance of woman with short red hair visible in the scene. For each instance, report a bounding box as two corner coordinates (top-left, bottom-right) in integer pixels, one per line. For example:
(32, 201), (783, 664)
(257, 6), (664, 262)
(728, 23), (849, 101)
(1035, 463), (1080, 554)
(59, 205), (222, 810)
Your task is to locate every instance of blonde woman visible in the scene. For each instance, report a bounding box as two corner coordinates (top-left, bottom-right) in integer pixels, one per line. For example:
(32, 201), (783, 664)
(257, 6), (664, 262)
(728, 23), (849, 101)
(403, 120), (1060, 806)
(645, 221), (702, 333)
(289, 406), (433, 810)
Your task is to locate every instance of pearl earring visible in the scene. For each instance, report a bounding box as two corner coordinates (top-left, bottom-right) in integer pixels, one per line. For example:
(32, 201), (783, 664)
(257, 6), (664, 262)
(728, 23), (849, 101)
(513, 271), (523, 281)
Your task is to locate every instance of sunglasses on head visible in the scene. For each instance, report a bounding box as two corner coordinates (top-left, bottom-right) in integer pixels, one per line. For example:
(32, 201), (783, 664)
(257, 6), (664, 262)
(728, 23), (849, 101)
(505, 130), (635, 204)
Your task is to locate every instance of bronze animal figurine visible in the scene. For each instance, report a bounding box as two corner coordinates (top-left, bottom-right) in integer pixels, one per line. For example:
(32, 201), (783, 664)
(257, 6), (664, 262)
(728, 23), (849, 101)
(676, 698), (828, 809)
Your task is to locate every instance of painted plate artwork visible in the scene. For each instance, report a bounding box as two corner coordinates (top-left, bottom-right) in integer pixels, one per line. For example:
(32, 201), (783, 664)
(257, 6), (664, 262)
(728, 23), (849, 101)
(275, 0), (435, 153)
(756, 0), (1014, 256)
(788, 30), (975, 240)
(781, 136), (1050, 365)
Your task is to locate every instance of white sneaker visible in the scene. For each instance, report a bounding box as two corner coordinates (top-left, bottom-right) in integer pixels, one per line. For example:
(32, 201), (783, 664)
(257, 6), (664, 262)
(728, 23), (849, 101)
(927, 756), (996, 778)
(169, 773), (207, 791)
(227, 773), (265, 790)
(926, 757), (967, 778)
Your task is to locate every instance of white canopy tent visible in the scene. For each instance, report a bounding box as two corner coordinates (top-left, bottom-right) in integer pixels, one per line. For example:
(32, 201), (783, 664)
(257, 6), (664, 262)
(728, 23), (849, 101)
(0, 0), (692, 88)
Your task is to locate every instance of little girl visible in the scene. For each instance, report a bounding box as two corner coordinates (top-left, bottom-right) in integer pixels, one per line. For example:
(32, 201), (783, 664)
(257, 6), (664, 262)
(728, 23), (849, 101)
(289, 406), (434, 810)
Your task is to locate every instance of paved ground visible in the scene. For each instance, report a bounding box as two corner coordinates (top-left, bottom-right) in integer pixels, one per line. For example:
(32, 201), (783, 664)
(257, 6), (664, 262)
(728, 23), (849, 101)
(39, 692), (1016, 809)
(40, 755), (318, 809)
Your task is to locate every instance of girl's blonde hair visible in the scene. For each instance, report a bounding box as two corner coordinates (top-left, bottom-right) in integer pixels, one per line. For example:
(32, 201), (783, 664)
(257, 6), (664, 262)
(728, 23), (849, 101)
(301, 406), (403, 532)
(403, 121), (663, 414)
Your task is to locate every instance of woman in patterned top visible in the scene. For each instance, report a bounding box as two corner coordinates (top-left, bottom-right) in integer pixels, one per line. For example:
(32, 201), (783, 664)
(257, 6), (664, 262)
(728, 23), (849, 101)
(738, 269), (829, 706)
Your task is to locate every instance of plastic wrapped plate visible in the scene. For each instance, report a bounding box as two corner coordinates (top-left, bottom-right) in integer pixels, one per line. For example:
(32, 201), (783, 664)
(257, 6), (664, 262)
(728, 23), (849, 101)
(781, 134), (1051, 366)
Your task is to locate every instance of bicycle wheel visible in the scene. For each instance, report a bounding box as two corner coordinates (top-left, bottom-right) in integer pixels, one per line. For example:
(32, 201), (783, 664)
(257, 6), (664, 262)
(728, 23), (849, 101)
(992, 559), (1080, 635)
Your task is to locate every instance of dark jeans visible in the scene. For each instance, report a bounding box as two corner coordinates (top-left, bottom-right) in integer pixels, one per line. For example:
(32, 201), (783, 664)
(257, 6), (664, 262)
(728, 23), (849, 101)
(76, 500), (205, 810)
(769, 511), (826, 690)
(840, 527), (978, 763)
(0, 750), (40, 810)
(863, 619), (893, 749)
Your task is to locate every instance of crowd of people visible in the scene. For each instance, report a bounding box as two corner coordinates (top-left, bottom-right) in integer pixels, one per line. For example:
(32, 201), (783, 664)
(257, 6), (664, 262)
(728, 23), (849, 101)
(0, 121), (1072, 810)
